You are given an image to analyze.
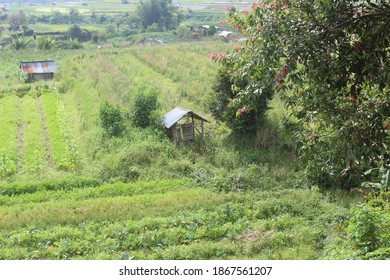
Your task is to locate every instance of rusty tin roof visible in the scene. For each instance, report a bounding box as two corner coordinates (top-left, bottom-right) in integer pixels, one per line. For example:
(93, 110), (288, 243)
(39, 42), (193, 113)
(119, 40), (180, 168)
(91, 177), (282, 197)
(20, 60), (56, 74)
(162, 107), (209, 129)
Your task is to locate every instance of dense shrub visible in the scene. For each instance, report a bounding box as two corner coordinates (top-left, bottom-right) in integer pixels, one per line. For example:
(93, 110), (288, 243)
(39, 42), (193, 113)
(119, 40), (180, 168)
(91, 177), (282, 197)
(36, 36), (54, 50)
(209, 67), (268, 134)
(56, 38), (82, 50)
(99, 101), (125, 137)
(326, 170), (390, 259)
(67, 25), (92, 42)
(10, 36), (30, 50)
(137, 0), (179, 30)
(218, 0), (390, 189)
(96, 154), (140, 183)
(127, 89), (161, 129)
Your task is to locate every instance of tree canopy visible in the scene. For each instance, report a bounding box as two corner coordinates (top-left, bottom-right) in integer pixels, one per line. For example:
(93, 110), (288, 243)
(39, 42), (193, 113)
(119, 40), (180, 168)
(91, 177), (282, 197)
(137, 0), (179, 30)
(214, 0), (390, 189)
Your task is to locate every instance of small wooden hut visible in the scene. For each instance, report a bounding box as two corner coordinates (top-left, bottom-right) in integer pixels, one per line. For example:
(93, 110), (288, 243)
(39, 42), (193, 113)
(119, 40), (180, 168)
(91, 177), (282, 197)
(162, 107), (209, 142)
(20, 60), (56, 82)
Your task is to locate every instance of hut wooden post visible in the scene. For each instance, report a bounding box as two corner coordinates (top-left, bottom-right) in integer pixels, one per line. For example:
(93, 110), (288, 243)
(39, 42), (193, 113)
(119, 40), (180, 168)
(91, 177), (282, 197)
(191, 115), (195, 138)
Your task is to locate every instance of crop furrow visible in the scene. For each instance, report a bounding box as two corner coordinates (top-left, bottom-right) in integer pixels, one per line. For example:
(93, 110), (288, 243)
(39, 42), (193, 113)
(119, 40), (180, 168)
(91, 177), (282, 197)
(37, 95), (55, 169)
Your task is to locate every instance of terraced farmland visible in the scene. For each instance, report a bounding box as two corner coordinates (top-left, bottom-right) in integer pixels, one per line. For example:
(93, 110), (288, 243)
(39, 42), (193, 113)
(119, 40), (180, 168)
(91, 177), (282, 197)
(0, 89), (79, 180)
(0, 179), (349, 260)
(0, 42), (229, 181)
(0, 42), (361, 260)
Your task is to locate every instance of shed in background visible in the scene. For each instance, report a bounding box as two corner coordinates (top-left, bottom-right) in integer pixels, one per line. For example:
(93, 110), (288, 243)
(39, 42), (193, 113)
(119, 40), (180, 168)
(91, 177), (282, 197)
(162, 107), (209, 142)
(20, 60), (56, 82)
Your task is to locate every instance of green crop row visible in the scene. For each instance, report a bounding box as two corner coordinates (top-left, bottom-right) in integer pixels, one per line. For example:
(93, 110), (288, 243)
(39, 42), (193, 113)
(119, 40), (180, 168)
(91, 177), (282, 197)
(0, 177), (100, 196)
(129, 42), (230, 109)
(0, 95), (20, 178)
(0, 188), (227, 230)
(111, 52), (180, 109)
(20, 95), (48, 175)
(40, 90), (79, 171)
(0, 201), (248, 259)
(40, 92), (67, 169)
(55, 92), (80, 171)
(52, 43), (228, 128)
(0, 179), (185, 206)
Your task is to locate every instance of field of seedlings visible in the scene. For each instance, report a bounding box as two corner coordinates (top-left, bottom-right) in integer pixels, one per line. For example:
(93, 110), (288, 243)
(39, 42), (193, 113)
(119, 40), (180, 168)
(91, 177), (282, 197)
(0, 88), (79, 180)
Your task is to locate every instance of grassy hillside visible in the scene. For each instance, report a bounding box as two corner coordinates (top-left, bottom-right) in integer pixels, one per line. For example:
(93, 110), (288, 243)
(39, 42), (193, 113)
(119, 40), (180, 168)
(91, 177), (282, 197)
(0, 42), (361, 259)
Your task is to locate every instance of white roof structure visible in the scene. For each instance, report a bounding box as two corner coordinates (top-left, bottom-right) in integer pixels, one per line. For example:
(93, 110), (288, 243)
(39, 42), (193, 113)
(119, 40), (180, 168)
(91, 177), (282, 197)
(162, 107), (208, 129)
(219, 31), (233, 38)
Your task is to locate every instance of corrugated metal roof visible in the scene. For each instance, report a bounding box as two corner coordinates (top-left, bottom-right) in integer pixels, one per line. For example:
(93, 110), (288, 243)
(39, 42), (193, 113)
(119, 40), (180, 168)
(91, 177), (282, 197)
(219, 31), (233, 38)
(20, 61), (56, 74)
(162, 107), (209, 129)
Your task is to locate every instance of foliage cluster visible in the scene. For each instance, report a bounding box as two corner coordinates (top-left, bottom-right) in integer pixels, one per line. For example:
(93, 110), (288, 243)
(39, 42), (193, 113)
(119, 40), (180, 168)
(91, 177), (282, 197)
(327, 170), (390, 259)
(10, 36), (30, 50)
(127, 89), (161, 129)
(99, 101), (125, 137)
(138, 0), (180, 30)
(216, 0), (390, 189)
(67, 25), (92, 42)
(209, 65), (268, 134)
(36, 36), (54, 50)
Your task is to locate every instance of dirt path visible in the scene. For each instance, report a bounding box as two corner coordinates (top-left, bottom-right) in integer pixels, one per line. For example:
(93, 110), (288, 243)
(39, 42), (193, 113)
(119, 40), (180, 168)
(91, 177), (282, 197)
(37, 96), (55, 169)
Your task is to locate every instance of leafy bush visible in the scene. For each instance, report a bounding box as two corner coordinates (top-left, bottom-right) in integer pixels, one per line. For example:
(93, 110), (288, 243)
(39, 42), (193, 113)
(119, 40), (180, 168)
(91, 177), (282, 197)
(22, 25), (34, 36)
(67, 25), (92, 42)
(95, 153), (140, 183)
(347, 204), (384, 254)
(10, 36), (30, 50)
(326, 170), (390, 259)
(209, 66), (268, 134)
(127, 89), (161, 129)
(56, 38), (82, 50)
(36, 36), (54, 50)
(137, 0), (179, 30)
(0, 153), (16, 179)
(99, 101), (125, 137)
